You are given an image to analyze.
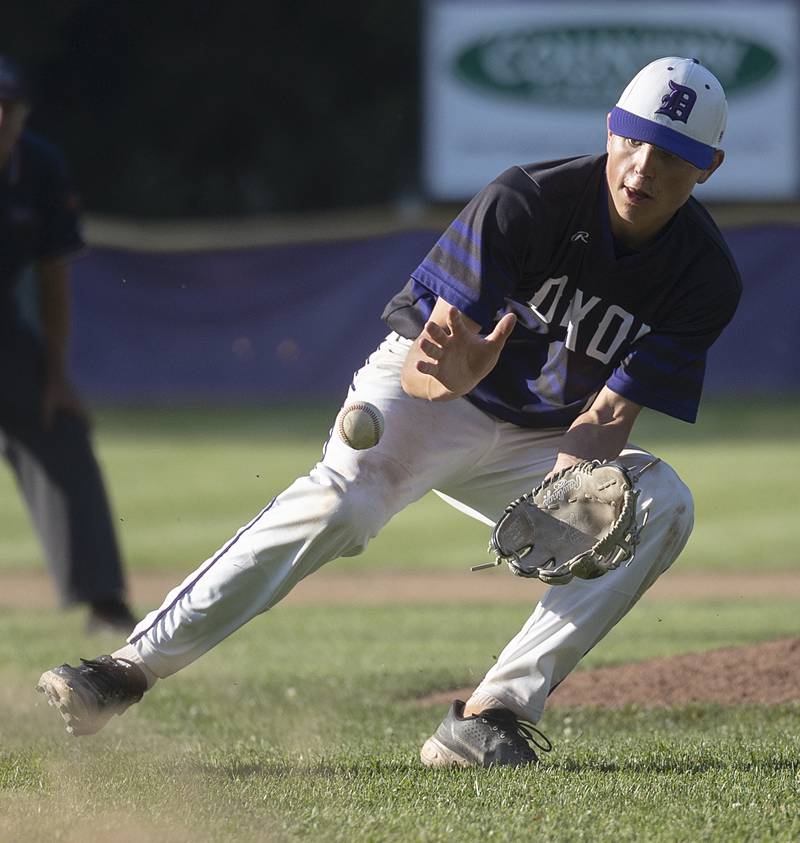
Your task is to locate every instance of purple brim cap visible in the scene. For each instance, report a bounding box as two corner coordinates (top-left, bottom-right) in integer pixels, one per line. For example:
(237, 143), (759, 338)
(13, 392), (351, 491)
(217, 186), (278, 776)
(609, 106), (715, 169)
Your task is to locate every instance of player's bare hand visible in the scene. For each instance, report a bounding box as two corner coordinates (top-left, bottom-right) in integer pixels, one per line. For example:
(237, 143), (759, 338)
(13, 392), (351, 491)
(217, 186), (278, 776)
(415, 307), (517, 397)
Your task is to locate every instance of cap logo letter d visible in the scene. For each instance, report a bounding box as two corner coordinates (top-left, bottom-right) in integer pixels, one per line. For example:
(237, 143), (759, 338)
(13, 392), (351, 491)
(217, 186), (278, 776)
(655, 80), (697, 124)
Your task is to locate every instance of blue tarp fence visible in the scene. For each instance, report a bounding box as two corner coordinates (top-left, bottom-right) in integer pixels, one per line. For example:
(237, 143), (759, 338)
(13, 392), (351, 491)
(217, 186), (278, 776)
(70, 225), (799, 404)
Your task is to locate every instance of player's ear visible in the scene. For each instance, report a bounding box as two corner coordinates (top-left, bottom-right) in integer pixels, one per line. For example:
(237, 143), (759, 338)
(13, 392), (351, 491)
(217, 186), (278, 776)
(606, 114), (614, 150)
(697, 149), (724, 184)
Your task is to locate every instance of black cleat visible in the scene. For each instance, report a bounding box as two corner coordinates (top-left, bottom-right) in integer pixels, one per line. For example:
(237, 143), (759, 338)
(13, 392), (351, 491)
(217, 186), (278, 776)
(420, 699), (552, 768)
(36, 655), (147, 736)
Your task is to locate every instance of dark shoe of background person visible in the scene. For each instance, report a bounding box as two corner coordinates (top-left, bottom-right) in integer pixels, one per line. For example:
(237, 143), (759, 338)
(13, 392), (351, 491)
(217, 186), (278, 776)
(86, 598), (137, 634)
(420, 699), (552, 767)
(36, 655), (147, 735)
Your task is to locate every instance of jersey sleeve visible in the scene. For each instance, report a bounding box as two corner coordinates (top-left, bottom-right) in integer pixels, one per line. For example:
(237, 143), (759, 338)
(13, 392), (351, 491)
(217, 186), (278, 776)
(607, 259), (741, 422)
(36, 144), (85, 261)
(607, 333), (710, 422)
(410, 167), (545, 330)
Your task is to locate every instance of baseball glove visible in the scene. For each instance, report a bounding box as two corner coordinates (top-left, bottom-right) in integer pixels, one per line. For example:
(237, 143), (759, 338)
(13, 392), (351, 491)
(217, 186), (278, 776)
(483, 460), (650, 586)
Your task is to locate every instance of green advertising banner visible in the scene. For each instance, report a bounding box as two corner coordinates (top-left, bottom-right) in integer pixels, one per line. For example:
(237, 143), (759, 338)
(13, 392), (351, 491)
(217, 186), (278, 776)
(424, 0), (799, 200)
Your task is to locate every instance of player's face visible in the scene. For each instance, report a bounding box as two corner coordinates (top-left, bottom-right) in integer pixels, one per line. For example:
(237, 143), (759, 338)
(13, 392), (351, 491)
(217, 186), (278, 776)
(0, 100), (29, 167)
(605, 129), (724, 249)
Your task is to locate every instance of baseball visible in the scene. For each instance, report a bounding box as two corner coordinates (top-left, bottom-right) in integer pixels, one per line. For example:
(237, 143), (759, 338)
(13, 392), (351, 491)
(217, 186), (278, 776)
(336, 401), (385, 450)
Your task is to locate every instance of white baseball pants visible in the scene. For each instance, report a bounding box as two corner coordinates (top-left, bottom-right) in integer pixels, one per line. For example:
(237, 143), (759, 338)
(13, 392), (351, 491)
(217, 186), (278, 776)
(128, 333), (693, 722)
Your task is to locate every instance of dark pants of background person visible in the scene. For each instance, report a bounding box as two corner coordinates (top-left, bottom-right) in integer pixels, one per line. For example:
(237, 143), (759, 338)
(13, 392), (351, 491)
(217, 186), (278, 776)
(0, 323), (126, 605)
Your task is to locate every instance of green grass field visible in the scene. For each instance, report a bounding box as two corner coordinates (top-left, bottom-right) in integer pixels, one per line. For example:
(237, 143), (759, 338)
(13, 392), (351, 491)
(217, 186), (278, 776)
(1, 397), (798, 576)
(1, 399), (799, 841)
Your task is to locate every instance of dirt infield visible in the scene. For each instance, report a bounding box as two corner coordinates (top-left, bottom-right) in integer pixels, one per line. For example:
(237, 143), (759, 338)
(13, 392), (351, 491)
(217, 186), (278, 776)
(3, 569), (800, 610)
(547, 637), (800, 707)
(5, 569), (800, 707)
(420, 637), (800, 710)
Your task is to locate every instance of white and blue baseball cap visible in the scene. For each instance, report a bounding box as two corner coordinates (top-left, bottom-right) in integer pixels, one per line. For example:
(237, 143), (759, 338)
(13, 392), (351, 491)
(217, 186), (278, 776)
(609, 57), (727, 169)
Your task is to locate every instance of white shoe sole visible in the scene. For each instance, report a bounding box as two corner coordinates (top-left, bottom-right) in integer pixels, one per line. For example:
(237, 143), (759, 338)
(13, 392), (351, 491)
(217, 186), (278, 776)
(36, 670), (108, 736)
(419, 735), (474, 768)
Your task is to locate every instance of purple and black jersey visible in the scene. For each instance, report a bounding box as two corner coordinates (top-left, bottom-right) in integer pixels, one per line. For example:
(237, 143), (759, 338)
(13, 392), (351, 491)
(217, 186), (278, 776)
(382, 154), (741, 426)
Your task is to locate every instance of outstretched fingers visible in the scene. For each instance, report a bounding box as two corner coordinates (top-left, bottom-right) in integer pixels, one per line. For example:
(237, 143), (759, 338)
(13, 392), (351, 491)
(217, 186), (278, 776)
(419, 317), (450, 360)
(445, 305), (467, 336)
(416, 358), (438, 376)
(419, 335), (443, 360)
(486, 312), (517, 348)
(425, 319), (451, 342)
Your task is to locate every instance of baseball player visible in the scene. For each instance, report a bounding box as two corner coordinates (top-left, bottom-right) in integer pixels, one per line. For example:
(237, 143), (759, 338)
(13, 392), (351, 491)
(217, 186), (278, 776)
(0, 55), (136, 633)
(38, 58), (741, 766)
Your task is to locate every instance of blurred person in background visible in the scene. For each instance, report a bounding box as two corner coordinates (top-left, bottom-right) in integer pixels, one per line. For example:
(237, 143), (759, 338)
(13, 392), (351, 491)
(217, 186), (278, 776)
(0, 54), (135, 633)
